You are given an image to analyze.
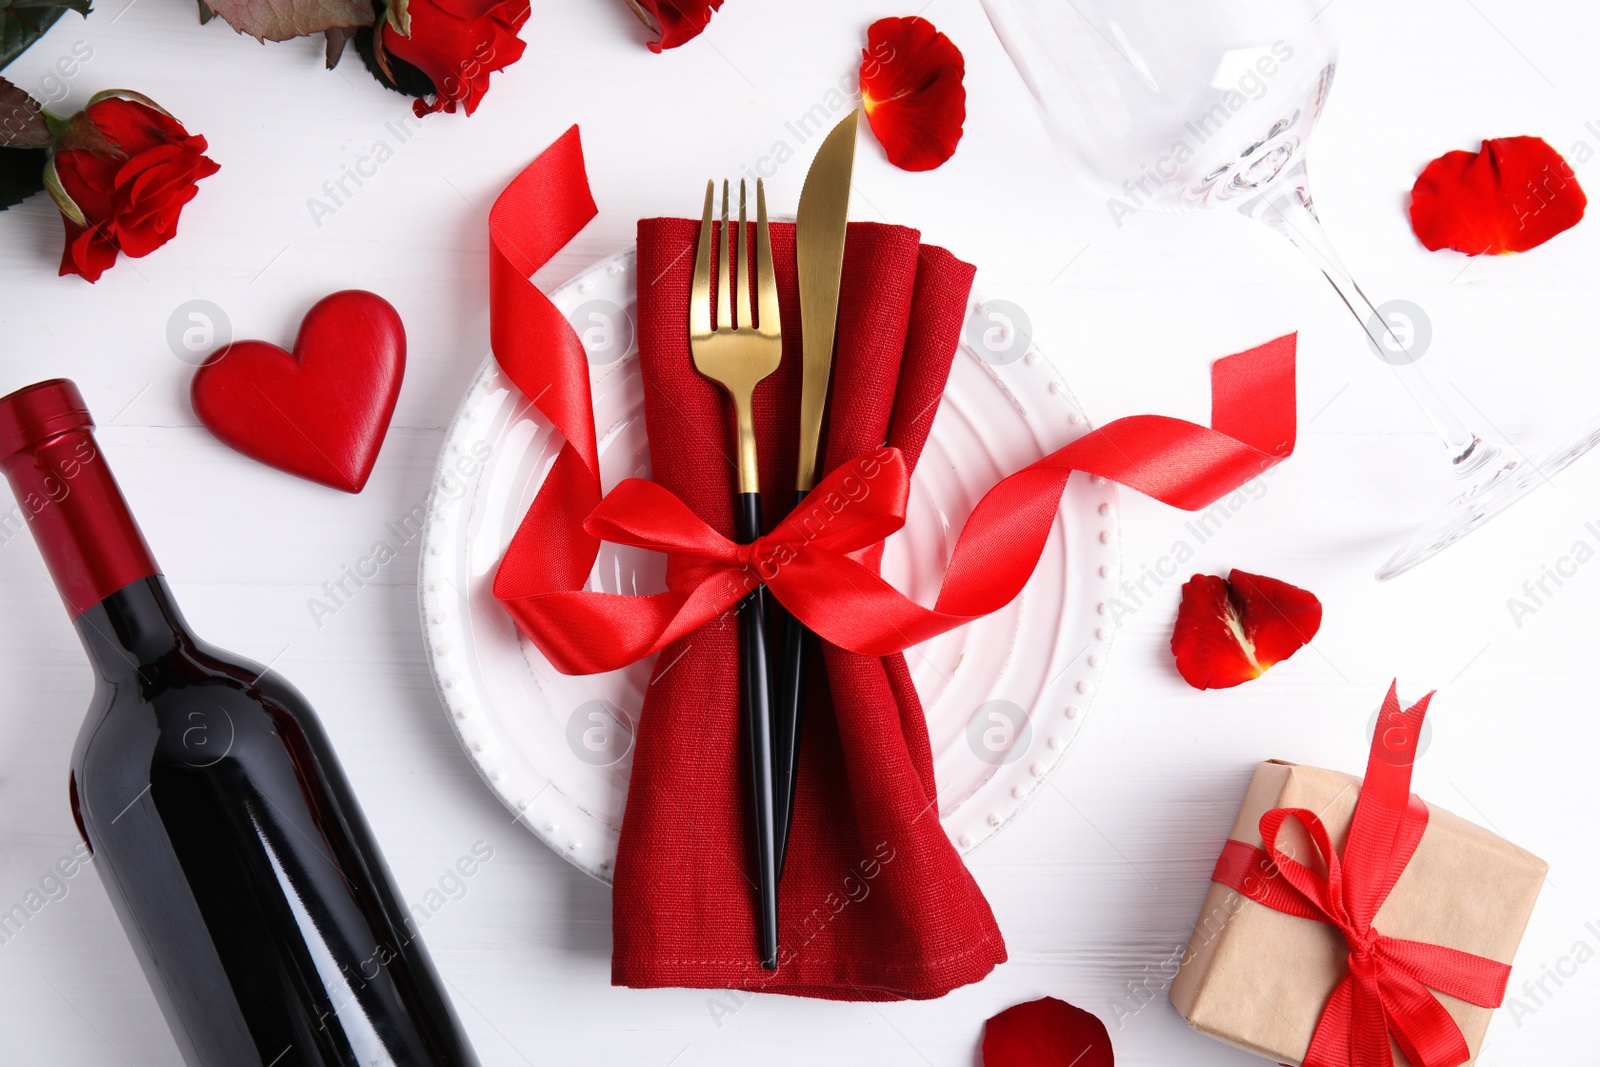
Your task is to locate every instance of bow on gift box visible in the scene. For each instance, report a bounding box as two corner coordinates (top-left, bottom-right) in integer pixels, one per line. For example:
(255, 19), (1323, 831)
(1212, 685), (1514, 1067)
(487, 127), (1303, 676)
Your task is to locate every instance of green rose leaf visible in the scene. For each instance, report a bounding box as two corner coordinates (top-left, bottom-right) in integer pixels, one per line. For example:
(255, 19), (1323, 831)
(1, 75), (49, 148)
(204, 0), (373, 43)
(1, 0), (92, 71)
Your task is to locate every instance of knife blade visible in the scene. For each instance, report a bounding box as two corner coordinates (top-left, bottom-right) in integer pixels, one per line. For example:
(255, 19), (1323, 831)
(793, 109), (857, 494)
(773, 110), (856, 877)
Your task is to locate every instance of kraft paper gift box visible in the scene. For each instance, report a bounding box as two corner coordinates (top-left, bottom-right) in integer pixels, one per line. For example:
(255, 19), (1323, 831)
(1168, 753), (1547, 1066)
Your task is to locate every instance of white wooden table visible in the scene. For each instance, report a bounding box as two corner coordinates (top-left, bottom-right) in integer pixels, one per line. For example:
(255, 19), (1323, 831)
(3, 1), (1598, 1062)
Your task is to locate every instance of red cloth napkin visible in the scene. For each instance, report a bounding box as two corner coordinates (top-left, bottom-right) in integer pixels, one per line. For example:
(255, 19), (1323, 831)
(611, 217), (1006, 1000)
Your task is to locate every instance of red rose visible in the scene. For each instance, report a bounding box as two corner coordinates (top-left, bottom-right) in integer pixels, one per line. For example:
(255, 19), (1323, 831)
(48, 92), (218, 283)
(377, 0), (531, 117)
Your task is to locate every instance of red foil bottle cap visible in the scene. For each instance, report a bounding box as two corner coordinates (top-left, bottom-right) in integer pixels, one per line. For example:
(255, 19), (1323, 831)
(0, 379), (93, 457)
(0, 379), (160, 616)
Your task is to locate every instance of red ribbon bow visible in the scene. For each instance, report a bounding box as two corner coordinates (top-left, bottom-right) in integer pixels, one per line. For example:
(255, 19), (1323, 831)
(1212, 685), (1513, 1067)
(515, 447), (912, 674)
(486, 126), (1301, 676)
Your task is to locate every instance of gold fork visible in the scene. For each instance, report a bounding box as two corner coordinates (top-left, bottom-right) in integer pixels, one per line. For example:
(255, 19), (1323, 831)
(690, 177), (781, 970)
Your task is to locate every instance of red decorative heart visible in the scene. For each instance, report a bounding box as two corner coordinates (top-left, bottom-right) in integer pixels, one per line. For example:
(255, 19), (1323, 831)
(191, 290), (406, 493)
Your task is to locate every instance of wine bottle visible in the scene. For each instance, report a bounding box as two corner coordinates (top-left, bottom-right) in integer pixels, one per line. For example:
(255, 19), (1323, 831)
(0, 379), (482, 1067)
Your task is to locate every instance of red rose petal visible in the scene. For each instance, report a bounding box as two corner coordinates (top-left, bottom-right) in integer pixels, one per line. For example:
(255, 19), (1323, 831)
(383, 0), (531, 116)
(1170, 570), (1322, 691)
(860, 16), (965, 172)
(982, 997), (1114, 1067)
(628, 0), (723, 52)
(1409, 136), (1586, 255)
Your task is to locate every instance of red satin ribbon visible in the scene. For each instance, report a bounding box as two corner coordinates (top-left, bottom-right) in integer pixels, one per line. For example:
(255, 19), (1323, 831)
(488, 126), (603, 605)
(1212, 684), (1513, 1067)
(486, 128), (1300, 676)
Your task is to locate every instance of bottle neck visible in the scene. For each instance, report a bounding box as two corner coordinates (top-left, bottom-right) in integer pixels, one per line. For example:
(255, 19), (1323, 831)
(0, 426), (161, 618)
(73, 575), (193, 682)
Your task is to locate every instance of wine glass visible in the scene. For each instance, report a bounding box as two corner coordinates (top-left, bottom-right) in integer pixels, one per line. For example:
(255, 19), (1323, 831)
(980, 0), (1600, 580)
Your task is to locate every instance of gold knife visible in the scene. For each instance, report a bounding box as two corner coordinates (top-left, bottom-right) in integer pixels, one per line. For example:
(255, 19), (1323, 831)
(773, 110), (857, 875)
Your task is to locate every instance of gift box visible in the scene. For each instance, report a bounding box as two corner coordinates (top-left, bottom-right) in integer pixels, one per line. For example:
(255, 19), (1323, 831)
(1169, 686), (1546, 1067)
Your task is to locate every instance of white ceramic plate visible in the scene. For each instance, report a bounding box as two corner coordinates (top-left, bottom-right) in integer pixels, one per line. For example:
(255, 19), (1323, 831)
(419, 250), (1122, 883)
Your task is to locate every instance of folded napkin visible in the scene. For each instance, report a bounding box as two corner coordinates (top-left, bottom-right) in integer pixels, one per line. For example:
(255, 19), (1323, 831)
(611, 217), (1006, 1000)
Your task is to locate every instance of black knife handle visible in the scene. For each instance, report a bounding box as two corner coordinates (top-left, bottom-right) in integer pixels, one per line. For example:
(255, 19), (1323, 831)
(771, 487), (809, 881)
(735, 491), (779, 970)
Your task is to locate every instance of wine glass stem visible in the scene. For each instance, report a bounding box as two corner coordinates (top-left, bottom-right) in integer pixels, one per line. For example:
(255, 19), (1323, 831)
(1246, 176), (1493, 474)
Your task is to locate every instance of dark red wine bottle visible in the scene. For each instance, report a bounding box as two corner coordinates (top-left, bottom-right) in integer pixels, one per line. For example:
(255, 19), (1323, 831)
(0, 380), (481, 1067)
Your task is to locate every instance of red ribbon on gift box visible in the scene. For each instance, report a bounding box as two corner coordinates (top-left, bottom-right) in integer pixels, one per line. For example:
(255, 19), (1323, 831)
(485, 126), (1303, 675)
(1212, 684), (1514, 1067)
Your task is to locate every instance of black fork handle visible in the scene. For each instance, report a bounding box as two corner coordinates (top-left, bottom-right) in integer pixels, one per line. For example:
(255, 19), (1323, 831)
(735, 491), (779, 970)
(771, 488), (809, 880)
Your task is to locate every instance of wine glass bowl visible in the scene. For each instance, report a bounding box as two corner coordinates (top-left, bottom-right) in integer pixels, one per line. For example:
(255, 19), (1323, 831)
(982, 0), (1600, 579)
(984, 0), (1336, 214)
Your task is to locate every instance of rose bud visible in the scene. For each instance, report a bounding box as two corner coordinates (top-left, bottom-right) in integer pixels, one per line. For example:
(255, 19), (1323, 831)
(45, 91), (219, 283)
(361, 0), (531, 117)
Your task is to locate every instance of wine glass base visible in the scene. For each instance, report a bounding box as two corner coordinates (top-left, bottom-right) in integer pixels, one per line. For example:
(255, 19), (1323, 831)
(1377, 418), (1600, 581)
